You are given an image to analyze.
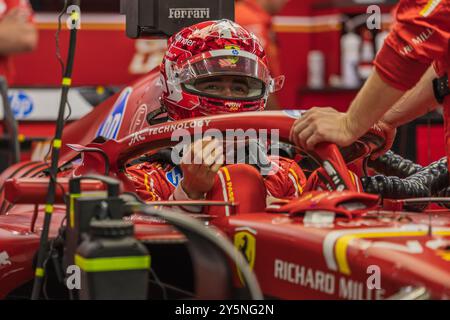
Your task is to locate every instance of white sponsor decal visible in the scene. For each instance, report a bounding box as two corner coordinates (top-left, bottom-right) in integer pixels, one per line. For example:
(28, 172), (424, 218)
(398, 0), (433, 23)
(304, 211), (335, 228)
(400, 28), (434, 57)
(174, 34), (196, 46)
(0, 88), (92, 121)
(274, 259), (385, 300)
(360, 240), (423, 254)
(129, 104), (148, 134)
(128, 131), (146, 146)
(128, 119), (212, 147)
(168, 8), (210, 19)
(322, 161), (345, 191)
(97, 87), (133, 140)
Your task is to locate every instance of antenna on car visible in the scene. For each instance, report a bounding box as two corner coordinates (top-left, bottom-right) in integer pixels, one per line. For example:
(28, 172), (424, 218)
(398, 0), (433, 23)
(31, 0), (81, 300)
(120, 0), (235, 38)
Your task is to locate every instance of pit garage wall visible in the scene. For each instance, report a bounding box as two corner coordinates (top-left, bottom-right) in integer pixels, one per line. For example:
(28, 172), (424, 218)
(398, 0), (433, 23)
(10, 0), (445, 165)
(12, 1), (378, 106)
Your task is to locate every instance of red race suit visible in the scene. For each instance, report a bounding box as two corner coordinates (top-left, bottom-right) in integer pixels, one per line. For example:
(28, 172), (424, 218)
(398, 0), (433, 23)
(373, 0), (450, 164)
(127, 156), (307, 213)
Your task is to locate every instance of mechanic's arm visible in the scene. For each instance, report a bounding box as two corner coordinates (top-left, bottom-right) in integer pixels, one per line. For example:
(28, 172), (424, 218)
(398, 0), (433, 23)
(291, 70), (405, 149)
(379, 65), (439, 130)
(291, 0), (450, 151)
(0, 8), (38, 55)
(345, 69), (406, 139)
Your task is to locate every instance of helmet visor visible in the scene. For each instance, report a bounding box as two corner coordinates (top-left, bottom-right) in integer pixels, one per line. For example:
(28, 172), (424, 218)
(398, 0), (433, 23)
(174, 50), (272, 100)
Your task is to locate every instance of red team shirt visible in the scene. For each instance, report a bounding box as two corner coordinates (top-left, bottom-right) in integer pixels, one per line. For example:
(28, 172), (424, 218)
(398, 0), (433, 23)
(0, 0), (34, 83)
(373, 0), (450, 160)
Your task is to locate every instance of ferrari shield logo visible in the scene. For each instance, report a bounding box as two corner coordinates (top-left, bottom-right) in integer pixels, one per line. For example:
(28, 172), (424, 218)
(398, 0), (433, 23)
(234, 229), (256, 284)
(224, 44), (241, 64)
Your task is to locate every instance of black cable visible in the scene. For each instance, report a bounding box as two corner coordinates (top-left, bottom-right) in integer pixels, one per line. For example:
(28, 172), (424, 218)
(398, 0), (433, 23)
(42, 100), (72, 162)
(147, 279), (195, 299)
(65, 100), (73, 122)
(55, 1), (68, 77)
(31, 3), (80, 299)
(149, 268), (168, 300)
(135, 205), (263, 300)
(42, 0), (73, 163)
(42, 215), (67, 300)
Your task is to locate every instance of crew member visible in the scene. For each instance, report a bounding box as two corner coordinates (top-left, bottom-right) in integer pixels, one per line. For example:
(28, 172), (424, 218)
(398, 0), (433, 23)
(291, 0), (450, 168)
(0, 0), (37, 83)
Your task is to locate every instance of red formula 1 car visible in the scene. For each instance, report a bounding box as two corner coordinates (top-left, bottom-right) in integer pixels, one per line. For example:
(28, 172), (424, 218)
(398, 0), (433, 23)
(0, 71), (450, 300)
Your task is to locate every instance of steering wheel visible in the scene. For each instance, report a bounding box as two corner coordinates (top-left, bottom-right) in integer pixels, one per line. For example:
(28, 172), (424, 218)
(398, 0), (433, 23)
(72, 111), (385, 193)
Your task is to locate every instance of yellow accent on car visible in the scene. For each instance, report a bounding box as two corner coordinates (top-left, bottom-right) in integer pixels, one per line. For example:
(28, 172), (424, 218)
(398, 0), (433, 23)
(75, 255), (151, 272)
(335, 230), (450, 275)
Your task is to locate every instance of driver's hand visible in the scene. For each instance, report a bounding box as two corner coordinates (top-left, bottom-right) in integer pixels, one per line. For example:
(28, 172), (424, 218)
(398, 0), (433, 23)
(180, 138), (224, 200)
(370, 120), (397, 160)
(290, 107), (357, 150)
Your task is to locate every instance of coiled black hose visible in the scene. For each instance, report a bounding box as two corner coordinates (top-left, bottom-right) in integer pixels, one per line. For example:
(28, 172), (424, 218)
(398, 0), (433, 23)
(362, 157), (448, 200)
(368, 150), (424, 178)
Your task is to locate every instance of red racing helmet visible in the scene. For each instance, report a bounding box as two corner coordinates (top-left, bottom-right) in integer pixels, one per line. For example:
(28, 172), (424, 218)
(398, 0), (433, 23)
(159, 19), (284, 120)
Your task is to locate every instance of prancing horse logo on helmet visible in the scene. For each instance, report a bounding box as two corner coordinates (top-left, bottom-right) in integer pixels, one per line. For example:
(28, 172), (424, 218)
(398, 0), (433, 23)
(225, 45), (241, 64)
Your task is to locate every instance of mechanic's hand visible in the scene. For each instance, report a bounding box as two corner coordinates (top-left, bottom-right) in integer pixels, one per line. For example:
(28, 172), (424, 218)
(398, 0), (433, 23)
(1, 7), (30, 24)
(370, 120), (397, 160)
(290, 107), (358, 150)
(180, 138), (224, 200)
(0, 8), (35, 47)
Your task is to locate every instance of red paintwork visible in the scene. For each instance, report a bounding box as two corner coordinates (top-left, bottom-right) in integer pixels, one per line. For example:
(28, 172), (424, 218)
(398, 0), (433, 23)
(268, 191), (379, 219)
(3, 178), (106, 204)
(1, 69), (450, 300)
